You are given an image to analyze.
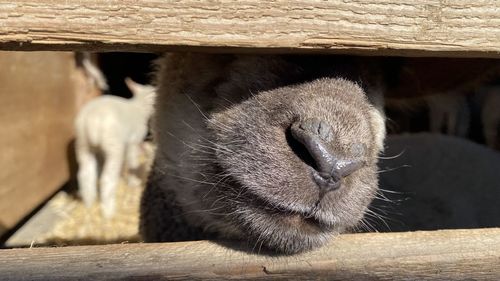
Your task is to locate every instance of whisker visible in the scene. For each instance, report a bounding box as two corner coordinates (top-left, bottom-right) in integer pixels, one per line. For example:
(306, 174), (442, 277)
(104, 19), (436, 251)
(377, 188), (410, 196)
(376, 165), (412, 174)
(377, 149), (406, 160)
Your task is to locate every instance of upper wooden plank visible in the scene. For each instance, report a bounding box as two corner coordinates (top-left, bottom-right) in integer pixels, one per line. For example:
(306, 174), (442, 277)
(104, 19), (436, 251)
(1, 0), (500, 57)
(1, 228), (500, 280)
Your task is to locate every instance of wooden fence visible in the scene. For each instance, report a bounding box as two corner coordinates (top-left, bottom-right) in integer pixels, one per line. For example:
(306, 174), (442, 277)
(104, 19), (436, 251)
(1, 1), (500, 57)
(1, 228), (500, 280)
(1, 1), (499, 280)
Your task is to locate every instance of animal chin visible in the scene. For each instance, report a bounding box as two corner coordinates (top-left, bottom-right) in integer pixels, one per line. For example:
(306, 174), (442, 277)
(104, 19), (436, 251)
(215, 179), (341, 252)
(236, 199), (338, 254)
(207, 160), (349, 250)
(260, 203), (338, 233)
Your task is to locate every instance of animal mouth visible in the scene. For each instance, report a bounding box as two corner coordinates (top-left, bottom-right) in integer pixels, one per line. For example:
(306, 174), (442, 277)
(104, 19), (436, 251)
(243, 191), (336, 232)
(273, 207), (333, 231)
(212, 157), (339, 235)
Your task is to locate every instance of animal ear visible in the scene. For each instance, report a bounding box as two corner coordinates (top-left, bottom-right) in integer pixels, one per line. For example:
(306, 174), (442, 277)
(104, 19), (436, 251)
(125, 77), (156, 102)
(125, 77), (142, 95)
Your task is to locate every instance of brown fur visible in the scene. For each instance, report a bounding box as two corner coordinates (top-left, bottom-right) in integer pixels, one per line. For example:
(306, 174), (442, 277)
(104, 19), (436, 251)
(140, 53), (385, 254)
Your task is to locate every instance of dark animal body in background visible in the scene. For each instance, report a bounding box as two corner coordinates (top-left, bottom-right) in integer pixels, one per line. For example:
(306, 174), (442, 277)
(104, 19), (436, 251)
(374, 133), (500, 232)
(382, 57), (500, 99)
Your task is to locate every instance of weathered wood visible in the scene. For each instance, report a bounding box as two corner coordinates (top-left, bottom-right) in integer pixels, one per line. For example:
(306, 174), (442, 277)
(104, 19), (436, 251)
(0, 51), (101, 237)
(1, 228), (499, 280)
(1, 1), (500, 57)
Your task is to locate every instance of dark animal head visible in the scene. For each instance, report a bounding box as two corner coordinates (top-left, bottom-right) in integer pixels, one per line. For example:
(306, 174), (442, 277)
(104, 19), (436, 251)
(203, 77), (385, 254)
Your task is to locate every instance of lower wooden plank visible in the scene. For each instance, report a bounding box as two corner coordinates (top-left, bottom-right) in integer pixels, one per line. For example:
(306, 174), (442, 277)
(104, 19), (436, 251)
(1, 228), (499, 280)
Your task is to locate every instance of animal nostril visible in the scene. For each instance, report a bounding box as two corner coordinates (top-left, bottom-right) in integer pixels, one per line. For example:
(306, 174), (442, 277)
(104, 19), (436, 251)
(285, 127), (319, 171)
(289, 119), (365, 194)
(289, 120), (335, 175)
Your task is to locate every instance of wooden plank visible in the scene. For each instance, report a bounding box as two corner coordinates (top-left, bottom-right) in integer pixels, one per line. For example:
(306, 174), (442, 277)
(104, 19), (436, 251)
(0, 52), (75, 236)
(1, 228), (499, 280)
(0, 1), (500, 57)
(0, 51), (100, 237)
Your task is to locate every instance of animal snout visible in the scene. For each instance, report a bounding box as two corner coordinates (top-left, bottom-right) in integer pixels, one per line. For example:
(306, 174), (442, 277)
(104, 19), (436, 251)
(289, 118), (365, 194)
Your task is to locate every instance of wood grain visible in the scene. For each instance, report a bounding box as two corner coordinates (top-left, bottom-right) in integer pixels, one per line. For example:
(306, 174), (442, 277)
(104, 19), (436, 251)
(1, 1), (500, 57)
(0, 52), (75, 236)
(1, 228), (500, 280)
(0, 52), (100, 237)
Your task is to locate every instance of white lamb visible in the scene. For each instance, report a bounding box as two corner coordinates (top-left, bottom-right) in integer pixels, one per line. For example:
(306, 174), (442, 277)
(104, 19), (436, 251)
(75, 78), (155, 218)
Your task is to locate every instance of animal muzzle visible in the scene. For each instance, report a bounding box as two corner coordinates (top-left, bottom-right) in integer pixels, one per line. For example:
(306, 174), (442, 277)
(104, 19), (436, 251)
(290, 118), (365, 195)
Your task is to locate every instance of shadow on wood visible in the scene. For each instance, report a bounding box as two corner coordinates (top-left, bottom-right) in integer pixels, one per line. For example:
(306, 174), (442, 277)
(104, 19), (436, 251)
(1, 228), (499, 280)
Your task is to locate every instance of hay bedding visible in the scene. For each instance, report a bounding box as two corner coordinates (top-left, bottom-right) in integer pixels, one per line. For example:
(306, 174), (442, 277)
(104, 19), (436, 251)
(34, 142), (155, 246)
(38, 182), (142, 246)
